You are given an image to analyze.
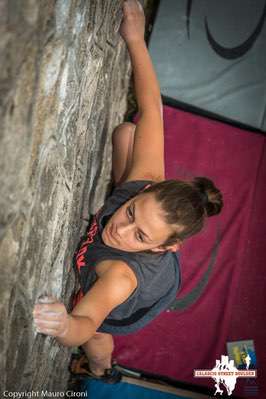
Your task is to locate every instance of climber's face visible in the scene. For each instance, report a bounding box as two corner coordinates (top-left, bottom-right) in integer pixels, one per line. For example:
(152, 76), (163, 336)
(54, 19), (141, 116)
(102, 192), (180, 253)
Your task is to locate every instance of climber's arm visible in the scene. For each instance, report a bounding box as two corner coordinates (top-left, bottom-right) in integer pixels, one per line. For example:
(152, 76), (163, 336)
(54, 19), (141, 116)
(120, 1), (164, 181)
(60, 263), (137, 347)
(125, 40), (164, 182)
(33, 262), (137, 347)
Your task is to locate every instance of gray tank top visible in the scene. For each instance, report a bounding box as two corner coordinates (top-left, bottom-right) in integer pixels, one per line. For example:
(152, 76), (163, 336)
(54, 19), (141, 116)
(74, 180), (181, 335)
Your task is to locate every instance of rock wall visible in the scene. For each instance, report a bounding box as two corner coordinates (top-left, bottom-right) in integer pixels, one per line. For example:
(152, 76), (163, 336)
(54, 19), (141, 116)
(0, 0), (132, 391)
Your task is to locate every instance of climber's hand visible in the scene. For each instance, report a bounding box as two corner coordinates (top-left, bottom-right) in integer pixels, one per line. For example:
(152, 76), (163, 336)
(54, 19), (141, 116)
(119, 0), (145, 44)
(33, 298), (70, 337)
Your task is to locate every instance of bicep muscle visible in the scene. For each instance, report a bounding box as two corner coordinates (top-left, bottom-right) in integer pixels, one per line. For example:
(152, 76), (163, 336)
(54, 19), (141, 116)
(125, 104), (165, 182)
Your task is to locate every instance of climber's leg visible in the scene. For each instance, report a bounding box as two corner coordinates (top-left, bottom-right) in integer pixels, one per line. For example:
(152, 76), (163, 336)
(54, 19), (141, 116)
(81, 332), (114, 376)
(112, 122), (136, 185)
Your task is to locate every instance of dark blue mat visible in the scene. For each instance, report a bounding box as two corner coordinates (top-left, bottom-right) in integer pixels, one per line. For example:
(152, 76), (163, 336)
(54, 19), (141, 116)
(80, 378), (190, 399)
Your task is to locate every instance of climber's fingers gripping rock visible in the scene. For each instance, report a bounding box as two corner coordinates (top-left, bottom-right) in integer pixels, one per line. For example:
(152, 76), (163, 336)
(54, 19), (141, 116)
(119, 0), (145, 44)
(33, 298), (70, 337)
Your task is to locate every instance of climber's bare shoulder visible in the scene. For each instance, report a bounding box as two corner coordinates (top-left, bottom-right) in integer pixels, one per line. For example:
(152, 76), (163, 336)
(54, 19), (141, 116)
(71, 260), (137, 330)
(95, 259), (137, 283)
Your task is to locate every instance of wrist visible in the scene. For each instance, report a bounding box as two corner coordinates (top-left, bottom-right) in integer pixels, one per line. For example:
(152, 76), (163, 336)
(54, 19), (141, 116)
(58, 314), (71, 338)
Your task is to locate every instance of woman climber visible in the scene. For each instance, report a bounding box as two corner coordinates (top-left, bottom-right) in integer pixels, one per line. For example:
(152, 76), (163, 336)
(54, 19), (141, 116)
(33, 0), (223, 384)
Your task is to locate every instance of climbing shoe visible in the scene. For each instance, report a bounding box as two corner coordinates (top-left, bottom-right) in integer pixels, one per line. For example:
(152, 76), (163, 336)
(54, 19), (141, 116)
(70, 354), (122, 384)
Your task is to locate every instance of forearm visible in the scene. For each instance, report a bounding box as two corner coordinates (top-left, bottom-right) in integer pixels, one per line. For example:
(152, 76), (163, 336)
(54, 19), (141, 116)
(127, 39), (162, 113)
(56, 314), (96, 347)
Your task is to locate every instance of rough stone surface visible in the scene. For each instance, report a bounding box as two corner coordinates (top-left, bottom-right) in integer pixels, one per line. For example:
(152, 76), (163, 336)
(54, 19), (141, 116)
(0, 0), (132, 391)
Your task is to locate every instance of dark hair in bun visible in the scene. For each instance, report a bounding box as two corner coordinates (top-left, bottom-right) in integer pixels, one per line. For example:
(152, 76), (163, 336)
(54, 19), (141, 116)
(143, 177), (223, 244)
(193, 176), (223, 217)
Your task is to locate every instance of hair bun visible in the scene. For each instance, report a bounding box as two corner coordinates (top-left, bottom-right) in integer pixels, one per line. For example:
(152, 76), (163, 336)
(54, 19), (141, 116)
(193, 177), (223, 217)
